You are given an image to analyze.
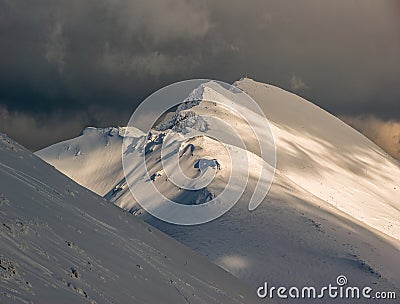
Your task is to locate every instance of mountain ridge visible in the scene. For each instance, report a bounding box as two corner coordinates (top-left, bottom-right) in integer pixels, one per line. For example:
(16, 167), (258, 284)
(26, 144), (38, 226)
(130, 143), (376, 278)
(0, 132), (263, 303)
(36, 79), (400, 298)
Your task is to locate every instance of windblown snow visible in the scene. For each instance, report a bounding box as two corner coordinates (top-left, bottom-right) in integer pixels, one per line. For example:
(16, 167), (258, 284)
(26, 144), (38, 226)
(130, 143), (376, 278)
(0, 133), (261, 303)
(36, 78), (400, 301)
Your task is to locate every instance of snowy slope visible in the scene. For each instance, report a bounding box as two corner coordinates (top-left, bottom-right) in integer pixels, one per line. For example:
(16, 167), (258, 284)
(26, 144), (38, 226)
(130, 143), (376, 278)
(235, 78), (400, 240)
(36, 79), (400, 300)
(36, 79), (400, 239)
(36, 127), (126, 196)
(0, 133), (262, 304)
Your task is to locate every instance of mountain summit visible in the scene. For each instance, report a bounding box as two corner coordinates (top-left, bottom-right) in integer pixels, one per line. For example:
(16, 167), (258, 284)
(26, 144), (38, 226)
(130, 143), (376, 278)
(36, 79), (400, 294)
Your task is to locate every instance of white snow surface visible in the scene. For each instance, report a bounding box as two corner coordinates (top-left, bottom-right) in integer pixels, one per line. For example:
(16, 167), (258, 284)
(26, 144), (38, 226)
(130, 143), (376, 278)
(36, 78), (400, 301)
(0, 133), (261, 304)
(36, 127), (127, 197)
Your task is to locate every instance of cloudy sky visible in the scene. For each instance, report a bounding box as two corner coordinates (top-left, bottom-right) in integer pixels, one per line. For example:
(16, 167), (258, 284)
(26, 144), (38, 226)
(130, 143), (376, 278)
(0, 0), (399, 156)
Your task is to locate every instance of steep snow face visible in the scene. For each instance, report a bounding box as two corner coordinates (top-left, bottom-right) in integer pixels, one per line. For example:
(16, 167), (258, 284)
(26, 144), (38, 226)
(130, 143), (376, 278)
(120, 81), (275, 224)
(0, 133), (260, 304)
(235, 78), (400, 240)
(37, 79), (400, 239)
(121, 129), (272, 224)
(36, 127), (126, 196)
(36, 79), (400, 294)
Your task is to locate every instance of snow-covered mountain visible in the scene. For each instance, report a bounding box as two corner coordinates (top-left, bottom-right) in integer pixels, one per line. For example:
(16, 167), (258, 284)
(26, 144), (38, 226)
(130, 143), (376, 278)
(36, 78), (400, 300)
(0, 133), (261, 303)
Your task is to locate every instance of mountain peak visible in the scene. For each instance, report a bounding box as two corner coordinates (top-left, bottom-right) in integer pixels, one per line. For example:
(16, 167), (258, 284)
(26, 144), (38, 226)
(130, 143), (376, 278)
(35, 79), (400, 291)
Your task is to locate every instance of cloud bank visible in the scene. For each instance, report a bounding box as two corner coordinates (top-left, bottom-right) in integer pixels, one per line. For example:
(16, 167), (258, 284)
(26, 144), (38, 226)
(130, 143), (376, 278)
(0, 0), (399, 150)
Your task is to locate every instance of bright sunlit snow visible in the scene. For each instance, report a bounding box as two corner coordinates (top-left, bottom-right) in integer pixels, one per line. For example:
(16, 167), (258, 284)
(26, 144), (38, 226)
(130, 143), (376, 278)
(36, 78), (400, 297)
(0, 133), (260, 303)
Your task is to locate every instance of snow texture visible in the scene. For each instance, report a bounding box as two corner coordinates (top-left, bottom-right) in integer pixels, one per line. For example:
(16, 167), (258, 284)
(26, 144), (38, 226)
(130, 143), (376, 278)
(0, 133), (261, 303)
(36, 79), (400, 303)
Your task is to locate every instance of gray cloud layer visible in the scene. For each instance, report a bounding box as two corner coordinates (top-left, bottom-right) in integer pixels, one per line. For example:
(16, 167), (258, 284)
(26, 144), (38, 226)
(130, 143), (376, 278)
(341, 115), (400, 160)
(0, 0), (399, 150)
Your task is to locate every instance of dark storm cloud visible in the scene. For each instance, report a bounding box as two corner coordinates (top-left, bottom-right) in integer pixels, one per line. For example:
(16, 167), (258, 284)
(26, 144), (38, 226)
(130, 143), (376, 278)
(0, 106), (85, 151)
(0, 0), (399, 150)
